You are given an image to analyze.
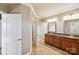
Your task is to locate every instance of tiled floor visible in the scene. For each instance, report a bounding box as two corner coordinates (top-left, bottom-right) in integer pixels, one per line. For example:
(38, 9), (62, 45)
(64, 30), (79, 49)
(31, 40), (70, 55)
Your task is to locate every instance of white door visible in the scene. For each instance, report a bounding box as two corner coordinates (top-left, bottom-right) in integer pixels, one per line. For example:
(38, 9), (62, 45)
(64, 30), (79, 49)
(2, 14), (22, 55)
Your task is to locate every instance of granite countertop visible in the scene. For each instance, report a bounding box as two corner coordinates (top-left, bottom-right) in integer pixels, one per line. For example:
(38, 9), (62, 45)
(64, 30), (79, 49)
(46, 33), (79, 39)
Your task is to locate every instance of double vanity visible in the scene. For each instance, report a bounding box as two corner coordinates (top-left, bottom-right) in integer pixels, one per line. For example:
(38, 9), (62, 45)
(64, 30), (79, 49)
(45, 33), (79, 55)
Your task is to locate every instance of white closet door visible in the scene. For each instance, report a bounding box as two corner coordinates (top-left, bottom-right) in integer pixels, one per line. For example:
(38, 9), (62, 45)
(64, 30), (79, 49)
(2, 14), (22, 55)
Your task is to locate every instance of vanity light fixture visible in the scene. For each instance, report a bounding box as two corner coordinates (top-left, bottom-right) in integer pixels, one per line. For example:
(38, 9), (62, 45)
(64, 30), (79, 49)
(47, 18), (57, 22)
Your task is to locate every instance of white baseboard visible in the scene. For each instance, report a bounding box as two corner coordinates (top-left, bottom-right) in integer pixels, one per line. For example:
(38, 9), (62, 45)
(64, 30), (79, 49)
(25, 48), (32, 55)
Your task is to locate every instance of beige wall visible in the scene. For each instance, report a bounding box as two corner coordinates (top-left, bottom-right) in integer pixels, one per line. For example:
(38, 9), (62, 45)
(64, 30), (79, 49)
(30, 9), (37, 47)
(0, 4), (8, 13)
(30, 9), (42, 47)
(0, 4), (8, 49)
(8, 4), (21, 13)
(21, 5), (32, 55)
(32, 21), (37, 47)
(28, 7), (37, 42)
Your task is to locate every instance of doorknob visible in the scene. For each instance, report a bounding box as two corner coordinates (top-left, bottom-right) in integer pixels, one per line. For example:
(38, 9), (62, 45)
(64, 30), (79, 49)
(17, 39), (22, 41)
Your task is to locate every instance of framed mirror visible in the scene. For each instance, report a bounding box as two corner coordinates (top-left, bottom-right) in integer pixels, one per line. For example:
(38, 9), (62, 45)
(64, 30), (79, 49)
(64, 19), (79, 35)
(48, 22), (56, 32)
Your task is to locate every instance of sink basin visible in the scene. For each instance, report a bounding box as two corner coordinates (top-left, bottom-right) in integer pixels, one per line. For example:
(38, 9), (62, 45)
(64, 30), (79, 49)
(73, 35), (79, 37)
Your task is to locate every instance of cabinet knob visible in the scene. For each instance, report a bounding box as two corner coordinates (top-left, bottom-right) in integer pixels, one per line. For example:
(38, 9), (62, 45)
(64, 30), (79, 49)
(17, 39), (22, 41)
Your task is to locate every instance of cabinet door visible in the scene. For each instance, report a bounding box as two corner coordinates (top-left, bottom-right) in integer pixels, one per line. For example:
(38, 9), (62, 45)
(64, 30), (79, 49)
(45, 34), (49, 44)
(70, 42), (77, 54)
(61, 38), (70, 52)
(76, 40), (79, 43)
(48, 35), (54, 45)
(65, 38), (77, 54)
(51, 35), (54, 45)
(54, 36), (60, 48)
(61, 39), (66, 50)
(65, 39), (71, 52)
(76, 43), (79, 55)
(76, 40), (79, 54)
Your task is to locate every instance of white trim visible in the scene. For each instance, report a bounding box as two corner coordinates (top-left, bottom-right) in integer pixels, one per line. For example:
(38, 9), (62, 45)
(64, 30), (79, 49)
(25, 48), (32, 55)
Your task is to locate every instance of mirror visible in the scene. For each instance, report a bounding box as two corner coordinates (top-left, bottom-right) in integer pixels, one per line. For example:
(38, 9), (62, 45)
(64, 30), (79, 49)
(48, 22), (56, 33)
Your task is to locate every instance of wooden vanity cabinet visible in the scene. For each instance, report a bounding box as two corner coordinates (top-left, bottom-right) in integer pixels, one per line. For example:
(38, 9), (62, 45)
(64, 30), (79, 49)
(45, 34), (79, 55)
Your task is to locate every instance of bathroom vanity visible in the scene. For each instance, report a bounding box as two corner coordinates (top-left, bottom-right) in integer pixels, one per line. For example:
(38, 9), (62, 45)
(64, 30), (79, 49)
(45, 33), (79, 54)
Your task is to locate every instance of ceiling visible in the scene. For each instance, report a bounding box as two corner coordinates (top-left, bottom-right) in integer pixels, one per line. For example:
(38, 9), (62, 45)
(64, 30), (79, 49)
(0, 3), (79, 19)
(31, 3), (79, 19)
